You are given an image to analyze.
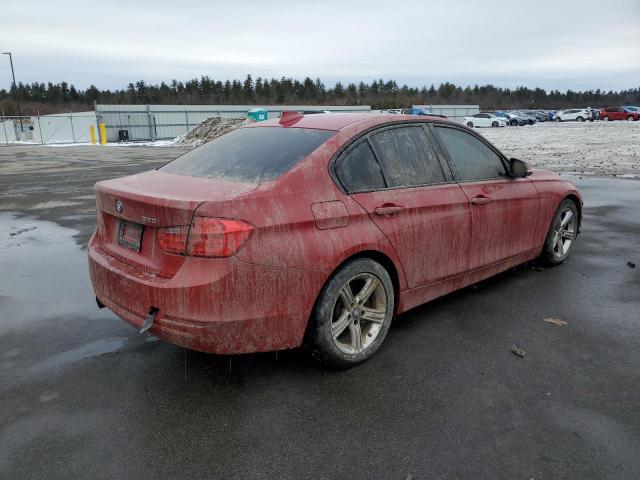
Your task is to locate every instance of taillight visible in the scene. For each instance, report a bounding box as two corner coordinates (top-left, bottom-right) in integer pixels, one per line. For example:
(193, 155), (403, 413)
(186, 217), (254, 257)
(157, 226), (189, 255)
(157, 218), (254, 257)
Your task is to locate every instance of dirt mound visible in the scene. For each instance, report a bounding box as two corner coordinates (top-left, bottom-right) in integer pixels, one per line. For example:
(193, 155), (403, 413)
(175, 116), (254, 148)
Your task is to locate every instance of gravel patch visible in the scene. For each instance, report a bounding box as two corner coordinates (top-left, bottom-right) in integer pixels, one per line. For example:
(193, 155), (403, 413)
(174, 116), (253, 148)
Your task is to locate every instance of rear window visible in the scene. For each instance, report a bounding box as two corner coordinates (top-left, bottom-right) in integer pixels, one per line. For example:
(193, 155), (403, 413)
(161, 127), (334, 182)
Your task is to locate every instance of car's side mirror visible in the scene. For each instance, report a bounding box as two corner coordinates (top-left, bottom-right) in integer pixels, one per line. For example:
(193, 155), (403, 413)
(509, 158), (531, 178)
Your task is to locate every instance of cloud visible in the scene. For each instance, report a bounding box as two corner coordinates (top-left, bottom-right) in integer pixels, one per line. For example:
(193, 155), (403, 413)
(1, 0), (639, 91)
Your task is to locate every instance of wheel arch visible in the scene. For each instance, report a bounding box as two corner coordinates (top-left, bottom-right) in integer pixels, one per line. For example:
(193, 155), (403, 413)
(561, 193), (582, 234)
(302, 249), (404, 347)
(314, 249), (403, 318)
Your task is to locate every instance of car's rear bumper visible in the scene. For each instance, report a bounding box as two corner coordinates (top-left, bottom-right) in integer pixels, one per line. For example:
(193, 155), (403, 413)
(88, 233), (328, 354)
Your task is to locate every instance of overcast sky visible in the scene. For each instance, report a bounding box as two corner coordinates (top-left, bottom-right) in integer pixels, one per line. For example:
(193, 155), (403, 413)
(2, 0), (639, 92)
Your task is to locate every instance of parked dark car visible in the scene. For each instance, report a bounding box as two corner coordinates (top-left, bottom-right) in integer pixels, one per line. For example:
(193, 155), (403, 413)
(494, 110), (526, 126)
(513, 111), (538, 125)
(523, 111), (548, 122)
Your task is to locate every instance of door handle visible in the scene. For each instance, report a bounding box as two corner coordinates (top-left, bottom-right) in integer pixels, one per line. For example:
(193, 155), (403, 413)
(471, 195), (491, 205)
(374, 205), (404, 216)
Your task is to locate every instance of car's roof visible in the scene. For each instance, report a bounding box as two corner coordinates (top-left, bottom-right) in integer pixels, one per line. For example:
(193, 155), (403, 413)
(249, 112), (453, 132)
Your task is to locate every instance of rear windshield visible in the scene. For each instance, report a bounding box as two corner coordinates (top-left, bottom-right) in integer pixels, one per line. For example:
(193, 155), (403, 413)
(161, 126), (334, 183)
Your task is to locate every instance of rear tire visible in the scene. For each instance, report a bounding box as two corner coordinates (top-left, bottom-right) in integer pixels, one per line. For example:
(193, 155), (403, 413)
(304, 258), (394, 368)
(541, 199), (578, 266)
(466, 121), (474, 128)
(603, 116), (609, 121)
(510, 120), (517, 126)
(628, 116), (634, 121)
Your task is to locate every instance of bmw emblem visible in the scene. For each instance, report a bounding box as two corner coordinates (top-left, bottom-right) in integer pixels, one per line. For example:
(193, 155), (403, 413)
(115, 200), (124, 214)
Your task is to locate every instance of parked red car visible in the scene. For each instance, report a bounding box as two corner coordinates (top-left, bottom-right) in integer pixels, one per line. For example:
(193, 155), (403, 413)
(600, 107), (640, 121)
(88, 113), (582, 367)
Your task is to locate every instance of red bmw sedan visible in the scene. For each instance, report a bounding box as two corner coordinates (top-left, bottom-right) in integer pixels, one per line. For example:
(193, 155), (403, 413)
(88, 112), (582, 367)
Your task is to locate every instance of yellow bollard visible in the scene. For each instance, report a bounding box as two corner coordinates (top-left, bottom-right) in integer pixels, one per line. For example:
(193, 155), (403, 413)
(99, 123), (107, 145)
(89, 125), (96, 145)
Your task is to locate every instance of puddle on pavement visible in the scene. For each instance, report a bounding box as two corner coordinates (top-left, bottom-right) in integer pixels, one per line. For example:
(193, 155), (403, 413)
(27, 337), (128, 374)
(0, 212), (112, 334)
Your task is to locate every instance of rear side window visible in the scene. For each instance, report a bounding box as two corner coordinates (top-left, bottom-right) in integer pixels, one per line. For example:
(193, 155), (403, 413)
(335, 140), (385, 193)
(433, 126), (506, 182)
(161, 127), (334, 182)
(369, 126), (445, 188)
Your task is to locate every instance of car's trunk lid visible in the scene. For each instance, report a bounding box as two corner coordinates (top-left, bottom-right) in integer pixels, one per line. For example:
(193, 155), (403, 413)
(95, 170), (257, 277)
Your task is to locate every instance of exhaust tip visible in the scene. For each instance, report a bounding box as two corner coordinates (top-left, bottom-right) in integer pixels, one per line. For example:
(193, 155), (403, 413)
(140, 307), (159, 334)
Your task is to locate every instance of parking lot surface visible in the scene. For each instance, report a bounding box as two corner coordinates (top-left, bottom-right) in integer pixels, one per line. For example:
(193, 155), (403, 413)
(1, 145), (639, 479)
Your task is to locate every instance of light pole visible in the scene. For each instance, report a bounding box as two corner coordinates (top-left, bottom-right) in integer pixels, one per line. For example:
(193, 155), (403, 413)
(2, 52), (24, 131)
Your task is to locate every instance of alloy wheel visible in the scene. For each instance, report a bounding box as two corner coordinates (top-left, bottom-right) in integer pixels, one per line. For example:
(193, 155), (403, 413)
(552, 208), (576, 259)
(330, 273), (388, 355)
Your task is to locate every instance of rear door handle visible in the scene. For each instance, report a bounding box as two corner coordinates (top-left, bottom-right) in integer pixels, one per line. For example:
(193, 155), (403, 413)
(471, 196), (491, 205)
(374, 205), (404, 216)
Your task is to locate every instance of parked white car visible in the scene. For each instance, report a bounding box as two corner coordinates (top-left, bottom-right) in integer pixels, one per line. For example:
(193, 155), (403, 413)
(463, 113), (508, 128)
(554, 108), (591, 122)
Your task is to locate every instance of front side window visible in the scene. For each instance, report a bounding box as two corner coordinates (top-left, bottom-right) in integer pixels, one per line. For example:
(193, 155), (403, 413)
(161, 126), (334, 183)
(432, 126), (506, 182)
(369, 126), (445, 188)
(335, 140), (386, 193)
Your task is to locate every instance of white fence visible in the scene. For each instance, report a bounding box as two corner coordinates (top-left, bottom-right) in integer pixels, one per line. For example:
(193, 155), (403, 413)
(0, 119), (15, 144)
(32, 112), (96, 144)
(95, 104), (372, 142)
(1, 104), (480, 145)
(1, 113), (96, 144)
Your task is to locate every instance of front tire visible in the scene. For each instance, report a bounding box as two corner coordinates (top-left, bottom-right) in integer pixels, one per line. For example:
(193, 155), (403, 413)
(555, 117), (561, 122)
(628, 116), (634, 122)
(305, 258), (394, 368)
(491, 121), (499, 127)
(466, 121), (474, 128)
(541, 199), (578, 265)
(603, 116), (609, 121)
(577, 116), (584, 122)
(510, 120), (517, 126)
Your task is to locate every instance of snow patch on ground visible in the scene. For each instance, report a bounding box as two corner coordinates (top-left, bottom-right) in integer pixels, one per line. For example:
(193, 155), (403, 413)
(477, 121), (640, 179)
(30, 200), (82, 209)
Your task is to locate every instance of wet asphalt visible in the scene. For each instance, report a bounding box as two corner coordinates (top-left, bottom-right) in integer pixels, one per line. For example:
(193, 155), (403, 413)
(1, 146), (639, 479)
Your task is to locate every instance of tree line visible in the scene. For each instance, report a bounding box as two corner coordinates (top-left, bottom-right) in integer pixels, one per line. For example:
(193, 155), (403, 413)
(1, 74), (639, 115)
